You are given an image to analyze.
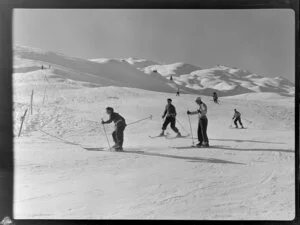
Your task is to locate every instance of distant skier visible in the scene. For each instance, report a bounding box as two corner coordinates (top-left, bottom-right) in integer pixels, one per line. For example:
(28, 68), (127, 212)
(176, 88), (180, 96)
(170, 75), (173, 81)
(101, 107), (126, 151)
(41, 65), (44, 70)
(213, 92), (218, 103)
(187, 97), (209, 147)
(232, 109), (244, 128)
(160, 98), (182, 137)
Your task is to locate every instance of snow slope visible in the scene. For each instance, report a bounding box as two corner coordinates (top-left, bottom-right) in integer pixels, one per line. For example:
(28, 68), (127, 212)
(14, 45), (294, 97)
(14, 45), (177, 93)
(13, 50), (295, 219)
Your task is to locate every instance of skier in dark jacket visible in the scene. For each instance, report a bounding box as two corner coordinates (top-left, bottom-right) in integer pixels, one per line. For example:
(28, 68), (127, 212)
(232, 109), (244, 128)
(187, 97), (209, 147)
(101, 107), (126, 151)
(160, 98), (181, 137)
(213, 92), (218, 103)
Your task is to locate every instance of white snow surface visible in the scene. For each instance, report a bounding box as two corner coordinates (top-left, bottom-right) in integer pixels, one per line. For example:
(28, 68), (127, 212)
(13, 46), (295, 219)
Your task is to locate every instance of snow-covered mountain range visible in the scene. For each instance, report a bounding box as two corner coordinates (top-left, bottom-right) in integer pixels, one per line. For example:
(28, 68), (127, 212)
(14, 45), (294, 97)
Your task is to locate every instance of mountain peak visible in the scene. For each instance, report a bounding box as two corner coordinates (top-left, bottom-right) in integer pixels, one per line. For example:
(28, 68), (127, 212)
(13, 45), (294, 97)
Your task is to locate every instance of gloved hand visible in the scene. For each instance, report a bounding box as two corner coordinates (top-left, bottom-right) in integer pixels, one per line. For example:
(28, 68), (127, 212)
(187, 110), (191, 115)
(101, 120), (105, 124)
(197, 110), (202, 114)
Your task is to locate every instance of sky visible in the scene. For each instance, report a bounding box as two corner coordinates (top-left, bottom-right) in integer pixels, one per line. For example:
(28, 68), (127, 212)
(13, 9), (295, 82)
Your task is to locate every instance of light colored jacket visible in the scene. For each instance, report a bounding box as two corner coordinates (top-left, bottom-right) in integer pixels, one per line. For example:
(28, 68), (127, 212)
(190, 102), (207, 118)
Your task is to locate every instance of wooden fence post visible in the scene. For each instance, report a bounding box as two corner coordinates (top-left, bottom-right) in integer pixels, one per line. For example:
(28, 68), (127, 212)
(18, 109), (28, 137)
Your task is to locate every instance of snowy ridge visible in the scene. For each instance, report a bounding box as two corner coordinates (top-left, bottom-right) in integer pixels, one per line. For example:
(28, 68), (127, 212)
(173, 66), (294, 96)
(124, 57), (159, 69)
(14, 46), (178, 93)
(14, 45), (294, 97)
(143, 62), (202, 77)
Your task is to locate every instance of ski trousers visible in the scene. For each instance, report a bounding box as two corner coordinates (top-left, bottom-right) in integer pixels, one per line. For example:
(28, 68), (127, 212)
(112, 122), (126, 147)
(198, 116), (209, 145)
(234, 117), (243, 127)
(162, 116), (179, 133)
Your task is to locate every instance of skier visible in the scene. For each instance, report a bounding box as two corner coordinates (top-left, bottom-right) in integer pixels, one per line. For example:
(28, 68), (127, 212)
(176, 88), (180, 96)
(101, 107), (126, 151)
(213, 92), (218, 103)
(160, 98), (182, 137)
(187, 97), (209, 147)
(232, 109), (244, 128)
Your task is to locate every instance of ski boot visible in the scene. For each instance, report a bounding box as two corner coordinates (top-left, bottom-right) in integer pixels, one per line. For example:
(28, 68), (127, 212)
(115, 147), (123, 152)
(113, 144), (123, 152)
(176, 132), (182, 138)
(202, 143), (209, 148)
(196, 142), (202, 148)
(159, 131), (165, 137)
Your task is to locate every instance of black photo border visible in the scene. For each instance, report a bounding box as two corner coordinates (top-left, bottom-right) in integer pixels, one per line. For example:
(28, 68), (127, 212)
(0, 0), (298, 225)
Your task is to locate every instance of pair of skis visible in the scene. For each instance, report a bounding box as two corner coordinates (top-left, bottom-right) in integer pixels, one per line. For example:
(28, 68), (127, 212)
(148, 133), (190, 139)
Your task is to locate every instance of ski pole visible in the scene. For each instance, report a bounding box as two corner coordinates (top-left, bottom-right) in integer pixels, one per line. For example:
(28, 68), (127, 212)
(101, 119), (111, 151)
(126, 115), (153, 126)
(176, 118), (189, 133)
(229, 119), (233, 128)
(243, 118), (252, 124)
(187, 113), (195, 146)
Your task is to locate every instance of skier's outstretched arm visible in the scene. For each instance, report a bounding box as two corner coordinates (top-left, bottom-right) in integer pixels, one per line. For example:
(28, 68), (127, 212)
(102, 115), (113, 124)
(187, 110), (198, 115)
(232, 112), (236, 120)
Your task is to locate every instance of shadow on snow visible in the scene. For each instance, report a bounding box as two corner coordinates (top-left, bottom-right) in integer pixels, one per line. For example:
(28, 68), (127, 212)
(84, 147), (105, 151)
(210, 138), (286, 145)
(83, 147), (244, 165)
(39, 129), (81, 146)
(122, 149), (245, 165)
(174, 145), (293, 153)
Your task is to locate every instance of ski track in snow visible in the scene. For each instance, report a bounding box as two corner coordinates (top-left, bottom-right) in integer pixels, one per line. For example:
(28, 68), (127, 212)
(12, 49), (295, 220)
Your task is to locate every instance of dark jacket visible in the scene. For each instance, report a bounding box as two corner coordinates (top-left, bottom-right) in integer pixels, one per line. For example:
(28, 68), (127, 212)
(233, 111), (241, 119)
(104, 112), (126, 126)
(163, 104), (177, 118)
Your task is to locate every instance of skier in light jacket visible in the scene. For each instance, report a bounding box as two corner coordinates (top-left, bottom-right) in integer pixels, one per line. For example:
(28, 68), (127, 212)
(187, 97), (209, 147)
